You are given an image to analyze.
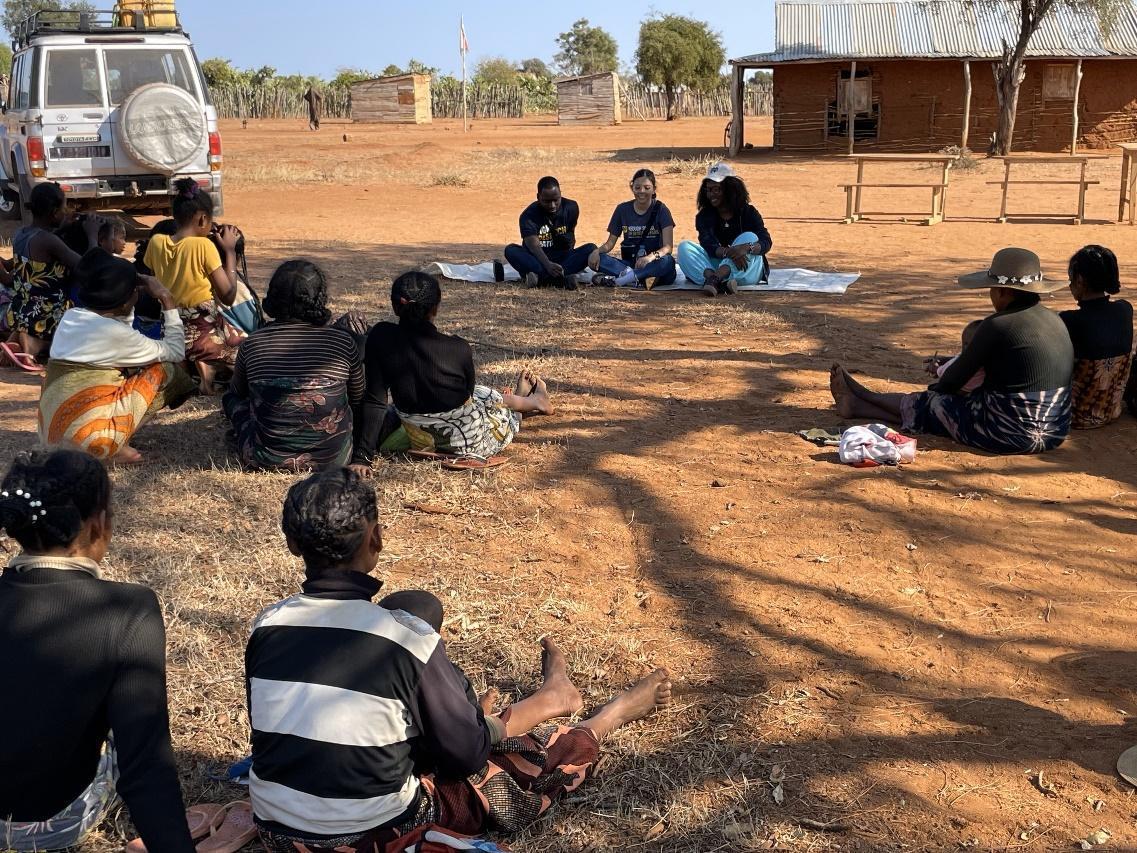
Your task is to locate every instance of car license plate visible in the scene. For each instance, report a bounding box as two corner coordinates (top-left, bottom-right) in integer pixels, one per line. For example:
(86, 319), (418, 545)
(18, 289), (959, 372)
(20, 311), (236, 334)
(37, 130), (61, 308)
(58, 134), (100, 143)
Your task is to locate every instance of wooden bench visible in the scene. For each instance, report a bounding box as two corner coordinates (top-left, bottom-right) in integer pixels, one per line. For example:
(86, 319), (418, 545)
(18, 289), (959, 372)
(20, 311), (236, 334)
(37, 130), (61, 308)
(1118, 143), (1137, 224)
(991, 155), (1105, 224)
(841, 154), (957, 225)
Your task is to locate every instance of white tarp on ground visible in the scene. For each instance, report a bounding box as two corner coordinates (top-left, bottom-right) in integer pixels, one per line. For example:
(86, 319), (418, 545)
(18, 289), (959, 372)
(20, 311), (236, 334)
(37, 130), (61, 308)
(422, 261), (858, 295)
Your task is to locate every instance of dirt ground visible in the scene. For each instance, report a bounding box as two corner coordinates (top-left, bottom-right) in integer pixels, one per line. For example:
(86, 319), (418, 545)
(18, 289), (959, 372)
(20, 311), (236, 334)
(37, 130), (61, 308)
(3, 116), (1137, 852)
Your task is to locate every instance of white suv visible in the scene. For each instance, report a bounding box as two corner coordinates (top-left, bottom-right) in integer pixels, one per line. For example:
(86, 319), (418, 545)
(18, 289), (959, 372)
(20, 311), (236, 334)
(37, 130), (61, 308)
(2, 9), (223, 221)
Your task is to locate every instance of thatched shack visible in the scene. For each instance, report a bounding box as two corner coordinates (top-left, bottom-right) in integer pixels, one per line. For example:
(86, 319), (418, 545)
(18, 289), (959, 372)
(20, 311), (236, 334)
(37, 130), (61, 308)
(556, 72), (621, 125)
(350, 73), (431, 124)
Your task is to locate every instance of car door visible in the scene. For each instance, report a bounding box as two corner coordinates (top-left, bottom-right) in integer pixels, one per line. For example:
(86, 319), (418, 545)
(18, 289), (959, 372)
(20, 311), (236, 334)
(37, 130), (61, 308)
(40, 47), (116, 179)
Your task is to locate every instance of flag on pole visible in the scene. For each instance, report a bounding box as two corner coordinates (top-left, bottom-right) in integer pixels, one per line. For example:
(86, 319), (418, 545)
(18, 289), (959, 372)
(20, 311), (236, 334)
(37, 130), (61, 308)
(460, 19), (469, 55)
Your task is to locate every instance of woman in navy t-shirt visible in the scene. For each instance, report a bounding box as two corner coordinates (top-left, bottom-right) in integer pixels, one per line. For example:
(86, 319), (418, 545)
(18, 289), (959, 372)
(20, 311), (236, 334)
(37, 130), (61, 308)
(588, 169), (677, 289)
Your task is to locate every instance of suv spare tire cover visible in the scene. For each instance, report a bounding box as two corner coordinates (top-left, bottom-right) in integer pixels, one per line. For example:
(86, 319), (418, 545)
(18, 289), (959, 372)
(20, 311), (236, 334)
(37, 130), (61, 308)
(119, 83), (206, 174)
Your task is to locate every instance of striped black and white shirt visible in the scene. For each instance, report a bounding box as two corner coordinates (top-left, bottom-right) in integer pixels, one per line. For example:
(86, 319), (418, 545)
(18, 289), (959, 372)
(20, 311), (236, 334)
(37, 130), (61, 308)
(245, 573), (498, 838)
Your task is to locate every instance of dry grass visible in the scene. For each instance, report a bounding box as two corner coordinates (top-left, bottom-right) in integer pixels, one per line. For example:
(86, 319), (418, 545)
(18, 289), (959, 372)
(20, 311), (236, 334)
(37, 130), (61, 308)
(663, 153), (719, 178)
(431, 172), (472, 188)
(226, 161), (398, 186)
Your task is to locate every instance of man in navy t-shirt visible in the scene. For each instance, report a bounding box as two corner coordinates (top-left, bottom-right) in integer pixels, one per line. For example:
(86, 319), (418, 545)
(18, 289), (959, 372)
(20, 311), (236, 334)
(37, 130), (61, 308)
(503, 177), (597, 290)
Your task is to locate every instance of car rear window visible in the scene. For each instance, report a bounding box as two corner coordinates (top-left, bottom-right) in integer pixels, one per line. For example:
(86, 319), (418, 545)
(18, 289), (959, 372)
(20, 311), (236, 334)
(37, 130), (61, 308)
(45, 49), (103, 108)
(104, 48), (197, 105)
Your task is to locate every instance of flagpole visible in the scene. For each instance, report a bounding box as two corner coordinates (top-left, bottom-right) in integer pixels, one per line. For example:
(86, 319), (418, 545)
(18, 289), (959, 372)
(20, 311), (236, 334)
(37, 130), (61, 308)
(460, 16), (468, 133)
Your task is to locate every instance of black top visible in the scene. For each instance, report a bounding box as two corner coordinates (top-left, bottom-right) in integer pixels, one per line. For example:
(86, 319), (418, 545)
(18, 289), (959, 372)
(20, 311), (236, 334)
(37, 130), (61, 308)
(937, 299), (1074, 394)
(607, 200), (675, 262)
(356, 320), (475, 460)
(1059, 297), (1134, 361)
(0, 565), (194, 852)
(519, 199), (579, 252)
(695, 203), (773, 257)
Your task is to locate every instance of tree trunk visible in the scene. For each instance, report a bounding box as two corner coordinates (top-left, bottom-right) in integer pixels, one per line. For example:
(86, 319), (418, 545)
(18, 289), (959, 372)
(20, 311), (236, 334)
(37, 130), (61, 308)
(991, 0), (1056, 155)
(665, 84), (676, 121)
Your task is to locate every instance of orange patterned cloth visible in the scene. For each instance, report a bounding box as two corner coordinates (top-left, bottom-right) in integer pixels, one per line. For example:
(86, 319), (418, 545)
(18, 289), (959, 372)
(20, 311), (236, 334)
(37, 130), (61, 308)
(1070, 354), (1134, 429)
(38, 360), (195, 458)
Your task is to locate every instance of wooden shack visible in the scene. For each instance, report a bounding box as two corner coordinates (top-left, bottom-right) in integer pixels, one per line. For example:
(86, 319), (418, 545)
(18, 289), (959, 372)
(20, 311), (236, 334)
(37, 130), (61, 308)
(728, 0), (1137, 155)
(556, 72), (621, 126)
(350, 73), (431, 124)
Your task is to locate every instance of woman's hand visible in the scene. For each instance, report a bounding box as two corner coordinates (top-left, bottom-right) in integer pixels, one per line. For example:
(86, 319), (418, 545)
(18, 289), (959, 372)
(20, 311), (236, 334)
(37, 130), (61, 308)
(634, 254), (652, 270)
(588, 248), (601, 270)
(347, 463), (373, 480)
(726, 244), (750, 265)
(215, 224), (240, 254)
(139, 274), (175, 311)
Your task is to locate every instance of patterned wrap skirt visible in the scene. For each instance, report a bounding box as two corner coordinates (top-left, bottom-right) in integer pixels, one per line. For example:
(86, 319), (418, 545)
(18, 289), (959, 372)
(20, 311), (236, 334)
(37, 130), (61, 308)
(398, 386), (521, 461)
(257, 724), (600, 853)
(38, 360), (196, 459)
(1069, 354), (1133, 429)
(0, 740), (118, 851)
(181, 300), (245, 368)
(901, 387), (1071, 454)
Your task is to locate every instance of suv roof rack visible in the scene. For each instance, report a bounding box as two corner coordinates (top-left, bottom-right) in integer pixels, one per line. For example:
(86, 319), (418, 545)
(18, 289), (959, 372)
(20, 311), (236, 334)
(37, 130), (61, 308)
(12, 8), (184, 50)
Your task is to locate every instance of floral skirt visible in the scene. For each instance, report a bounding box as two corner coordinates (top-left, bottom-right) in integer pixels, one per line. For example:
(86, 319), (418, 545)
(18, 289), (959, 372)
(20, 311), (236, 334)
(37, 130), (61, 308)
(398, 386), (521, 461)
(6, 283), (71, 340)
(902, 387), (1071, 454)
(1070, 354), (1133, 429)
(0, 740), (118, 851)
(182, 301), (245, 368)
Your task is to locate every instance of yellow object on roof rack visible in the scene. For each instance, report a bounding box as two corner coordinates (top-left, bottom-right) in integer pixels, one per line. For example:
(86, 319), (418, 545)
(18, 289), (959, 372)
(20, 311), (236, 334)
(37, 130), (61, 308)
(113, 1), (177, 29)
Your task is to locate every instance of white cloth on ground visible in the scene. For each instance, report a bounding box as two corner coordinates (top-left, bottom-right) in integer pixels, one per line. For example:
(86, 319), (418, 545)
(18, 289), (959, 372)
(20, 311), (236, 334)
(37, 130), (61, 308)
(49, 308), (185, 367)
(422, 261), (858, 295)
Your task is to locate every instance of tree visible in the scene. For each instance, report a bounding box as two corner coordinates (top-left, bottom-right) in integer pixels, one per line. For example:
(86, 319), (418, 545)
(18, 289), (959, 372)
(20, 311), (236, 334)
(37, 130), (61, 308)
(989, 0), (1123, 154)
(381, 63), (402, 77)
(519, 57), (552, 79)
(636, 14), (725, 120)
(249, 65), (276, 86)
(201, 58), (240, 87)
(405, 58), (439, 78)
(554, 18), (618, 77)
(3, 0), (93, 36)
(330, 67), (375, 89)
(474, 56), (518, 86)
(0, 43), (11, 76)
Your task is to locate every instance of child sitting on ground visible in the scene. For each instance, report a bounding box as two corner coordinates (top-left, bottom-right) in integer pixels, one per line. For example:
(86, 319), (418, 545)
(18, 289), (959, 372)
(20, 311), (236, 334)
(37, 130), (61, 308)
(925, 319), (985, 393)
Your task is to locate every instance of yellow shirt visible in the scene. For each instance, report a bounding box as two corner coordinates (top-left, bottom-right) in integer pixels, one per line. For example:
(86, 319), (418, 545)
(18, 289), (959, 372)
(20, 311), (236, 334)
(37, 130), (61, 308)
(143, 234), (223, 309)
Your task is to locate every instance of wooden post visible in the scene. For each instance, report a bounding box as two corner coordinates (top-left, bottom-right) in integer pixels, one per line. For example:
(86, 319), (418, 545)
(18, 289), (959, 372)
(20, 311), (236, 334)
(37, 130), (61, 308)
(846, 61), (857, 155)
(1070, 58), (1083, 154)
(729, 63), (744, 156)
(961, 60), (972, 150)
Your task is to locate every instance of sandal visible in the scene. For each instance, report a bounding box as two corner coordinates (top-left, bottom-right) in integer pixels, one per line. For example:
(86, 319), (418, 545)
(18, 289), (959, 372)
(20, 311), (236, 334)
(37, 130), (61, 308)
(409, 450), (510, 471)
(0, 342), (44, 372)
(124, 803), (226, 851)
(196, 800), (255, 853)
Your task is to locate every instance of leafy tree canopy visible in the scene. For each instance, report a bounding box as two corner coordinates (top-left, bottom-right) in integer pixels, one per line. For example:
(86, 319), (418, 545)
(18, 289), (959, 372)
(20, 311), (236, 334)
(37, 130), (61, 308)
(554, 18), (618, 77)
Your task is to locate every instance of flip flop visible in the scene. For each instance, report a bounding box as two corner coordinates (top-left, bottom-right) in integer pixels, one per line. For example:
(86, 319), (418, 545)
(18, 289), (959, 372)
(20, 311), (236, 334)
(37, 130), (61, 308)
(0, 342), (44, 372)
(196, 800), (255, 853)
(408, 450), (510, 471)
(124, 803), (226, 851)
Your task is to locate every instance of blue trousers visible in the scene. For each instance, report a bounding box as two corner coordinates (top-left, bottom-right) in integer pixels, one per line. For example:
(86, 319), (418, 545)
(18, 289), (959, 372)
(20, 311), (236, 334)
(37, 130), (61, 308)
(596, 253), (678, 288)
(504, 244), (597, 280)
(677, 232), (767, 287)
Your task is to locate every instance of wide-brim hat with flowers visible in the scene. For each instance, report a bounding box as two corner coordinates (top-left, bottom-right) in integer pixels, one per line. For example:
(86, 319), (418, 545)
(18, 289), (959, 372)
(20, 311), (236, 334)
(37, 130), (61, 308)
(957, 247), (1063, 293)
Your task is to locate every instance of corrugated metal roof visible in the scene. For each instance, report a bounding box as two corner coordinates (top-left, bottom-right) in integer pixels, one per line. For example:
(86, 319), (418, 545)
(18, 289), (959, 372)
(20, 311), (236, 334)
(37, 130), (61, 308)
(733, 0), (1137, 64)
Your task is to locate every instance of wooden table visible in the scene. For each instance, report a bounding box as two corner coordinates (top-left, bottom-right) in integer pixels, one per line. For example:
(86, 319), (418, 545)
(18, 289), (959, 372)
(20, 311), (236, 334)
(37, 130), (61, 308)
(1118, 143), (1137, 223)
(989, 155), (1103, 225)
(840, 153), (956, 225)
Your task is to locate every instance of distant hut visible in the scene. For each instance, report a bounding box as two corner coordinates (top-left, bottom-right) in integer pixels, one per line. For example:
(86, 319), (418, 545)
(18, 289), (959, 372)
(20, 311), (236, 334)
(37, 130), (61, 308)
(556, 71), (621, 126)
(350, 73), (431, 124)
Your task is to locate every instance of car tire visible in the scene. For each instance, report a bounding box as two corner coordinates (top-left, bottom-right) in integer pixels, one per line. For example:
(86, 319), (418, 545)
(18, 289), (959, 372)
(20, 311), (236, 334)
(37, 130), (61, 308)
(0, 188), (21, 221)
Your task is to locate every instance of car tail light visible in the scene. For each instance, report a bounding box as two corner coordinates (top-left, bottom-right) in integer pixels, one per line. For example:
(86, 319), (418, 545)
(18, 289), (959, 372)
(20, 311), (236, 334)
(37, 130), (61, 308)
(27, 136), (45, 177)
(208, 131), (222, 171)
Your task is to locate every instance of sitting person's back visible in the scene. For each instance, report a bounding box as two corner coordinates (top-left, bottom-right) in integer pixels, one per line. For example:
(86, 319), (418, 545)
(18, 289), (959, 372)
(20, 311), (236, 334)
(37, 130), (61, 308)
(223, 261), (364, 471)
(365, 319), (474, 415)
(0, 450), (194, 852)
(1058, 245), (1134, 428)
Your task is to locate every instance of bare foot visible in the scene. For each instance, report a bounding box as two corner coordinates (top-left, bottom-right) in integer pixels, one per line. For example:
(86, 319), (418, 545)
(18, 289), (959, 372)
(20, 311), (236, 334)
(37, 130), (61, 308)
(478, 687), (500, 715)
(839, 366), (872, 400)
(114, 445), (143, 465)
(829, 364), (855, 419)
(540, 637), (584, 716)
(514, 370), (535, 397)
(527, 377), (555, 416)
(582, 668), (671, 740)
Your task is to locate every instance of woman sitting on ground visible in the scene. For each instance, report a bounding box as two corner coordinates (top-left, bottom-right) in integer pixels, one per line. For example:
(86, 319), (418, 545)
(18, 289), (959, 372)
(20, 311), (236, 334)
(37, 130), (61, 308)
(223, 260), (365, 472)
(38, 253), (195, 465)
(0, 450), (195, 853)
(6, 183), (99, 363)
(588, 168), (677, 289)
(143, 178), (243, 393)
(355, 271), (552, 464)
(830, 248), (1074, 455)
(247, 468), (672, 852)
(1058, 245), (1134, 429)
(676, 162), (772, 297)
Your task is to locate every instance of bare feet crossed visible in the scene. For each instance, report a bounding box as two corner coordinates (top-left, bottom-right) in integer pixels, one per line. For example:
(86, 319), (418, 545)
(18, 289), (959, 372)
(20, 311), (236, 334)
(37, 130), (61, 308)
(582, 668), (672, 741)
(540, 637), (584, 717)
(829, 364), (856, 418)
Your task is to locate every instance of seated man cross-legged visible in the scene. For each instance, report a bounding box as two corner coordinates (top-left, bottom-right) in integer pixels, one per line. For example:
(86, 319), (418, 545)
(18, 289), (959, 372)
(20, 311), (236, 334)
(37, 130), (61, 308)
(503, 176), (596, 290)
(247, 468), (671, 853)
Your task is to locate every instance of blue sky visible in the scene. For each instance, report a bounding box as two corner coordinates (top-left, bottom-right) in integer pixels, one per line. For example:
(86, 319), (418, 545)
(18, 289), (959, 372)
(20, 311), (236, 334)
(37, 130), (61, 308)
(179, 1), (777, 79)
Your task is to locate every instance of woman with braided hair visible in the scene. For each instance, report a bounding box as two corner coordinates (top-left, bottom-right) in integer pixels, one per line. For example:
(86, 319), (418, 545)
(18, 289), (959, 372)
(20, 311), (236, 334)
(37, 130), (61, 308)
(223, 260), (366, 471)
(144, 177), (243, 393)
(246, 468), (671, 852)
(0, 450), (195, 852)
(355, 271), (553, 463)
